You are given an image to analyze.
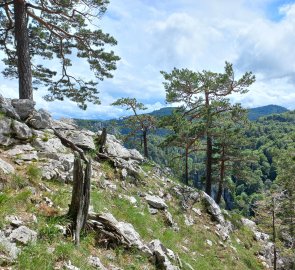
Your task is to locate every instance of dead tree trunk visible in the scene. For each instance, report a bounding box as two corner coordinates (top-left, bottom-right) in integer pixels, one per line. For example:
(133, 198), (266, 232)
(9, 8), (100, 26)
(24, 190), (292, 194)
(68, 156), (91, 245)
(52, 128), (91, 246)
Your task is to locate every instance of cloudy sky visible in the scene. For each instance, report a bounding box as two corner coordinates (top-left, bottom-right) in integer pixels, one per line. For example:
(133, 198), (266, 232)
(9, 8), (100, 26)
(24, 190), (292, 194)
(0, 0), (295, 119)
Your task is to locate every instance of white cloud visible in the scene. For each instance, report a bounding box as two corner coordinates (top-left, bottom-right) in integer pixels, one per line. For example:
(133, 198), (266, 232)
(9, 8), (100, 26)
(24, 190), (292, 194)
(0, 0), (294, 120)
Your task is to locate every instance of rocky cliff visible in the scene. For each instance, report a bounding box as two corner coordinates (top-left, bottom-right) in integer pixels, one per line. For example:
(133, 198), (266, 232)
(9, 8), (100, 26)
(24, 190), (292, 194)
(0, 95), (289, 270)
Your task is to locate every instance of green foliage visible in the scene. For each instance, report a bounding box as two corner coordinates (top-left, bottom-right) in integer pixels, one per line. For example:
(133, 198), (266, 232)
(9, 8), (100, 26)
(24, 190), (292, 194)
(27, 163), (42, 183)
(0, 0), (119, 108)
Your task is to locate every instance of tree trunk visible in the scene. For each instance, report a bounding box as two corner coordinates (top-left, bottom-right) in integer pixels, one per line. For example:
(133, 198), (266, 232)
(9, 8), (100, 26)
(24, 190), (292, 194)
(68, 156), (91, 245)
(143, 128), (148, 158)
(216, 151), (225, 204)
(184, 147), (189, 185)
(14, 0), (33, 100)
(205, 91), (212, 196)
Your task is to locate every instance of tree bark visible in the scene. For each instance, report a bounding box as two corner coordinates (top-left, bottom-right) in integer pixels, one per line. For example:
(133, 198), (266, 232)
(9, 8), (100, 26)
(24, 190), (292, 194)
(14, 0), (33, 100)
(184, 147), (189, 185)
(205, 91), (212, 196)
(216, 148), (225, 204)
(143, 128), (148, 158)
(68, 156), (91, 245)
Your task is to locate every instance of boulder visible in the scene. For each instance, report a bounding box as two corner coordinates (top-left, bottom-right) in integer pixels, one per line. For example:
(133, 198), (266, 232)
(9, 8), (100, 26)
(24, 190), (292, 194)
(11, 99), (35, 120)
(33, 136), (67, 154)
(201, 191), (225, 224)
(5, 215), (23, 227)
(104, 134), (143, 161)
(0, 231), (20, 260)
(0, 158), (15, 174)
(145, 195), (168, 209)
(0, 94), (20, 120)
(27, 109), (52, 129)
(9, 226), (37, 244)
(148, 239), (179, 270)
(0, 118), (16, 146)
(11, 120), (32, 140)
(61, 130), (95, 150)
(90, 212), (152, 256)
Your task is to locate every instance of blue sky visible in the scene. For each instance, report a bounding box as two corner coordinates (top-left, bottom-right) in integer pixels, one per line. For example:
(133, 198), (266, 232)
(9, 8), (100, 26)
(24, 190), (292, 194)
(0, 0), (295, 119)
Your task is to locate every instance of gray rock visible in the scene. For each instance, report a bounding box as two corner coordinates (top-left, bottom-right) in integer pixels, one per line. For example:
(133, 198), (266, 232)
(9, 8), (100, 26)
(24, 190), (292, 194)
(145, 195), (168, 210)
(64, 260), (80, 270)
(148, 207), (158, 215)
(33, 137), (67, 154)
(206, 239), (213, 246)
(184, 215), (194, 226)
(9, 226), (37, 244)
(0, 117), (16, 146)
(192, 208), (202, 216)
(121, 168), (128, 179)
(5, 215), (22, 227)
(148, 239), (179, 270)
(95, 213), (152, 257)
(201, 191), (225, 224)
(11, 99), (35, 120)
(4, 144), (34, 156)
(88, 256), (107, 270)
(0, 231), (20, 260)
(0, 158), (15, 174)
(27, 109), (52, 129)
(103, 134), (143, 161)
(123, 195), (137, 205)
(11, 120), (32, 140)
(61, 130), (95, 150)
(0, 94), (20, 120)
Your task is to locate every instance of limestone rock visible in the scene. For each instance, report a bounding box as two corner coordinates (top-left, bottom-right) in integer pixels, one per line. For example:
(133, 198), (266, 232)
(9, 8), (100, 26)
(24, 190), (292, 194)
(5, 215), (22, 227)
(9, 226), (37, 244)
(11, 120), (32, 140)
(145, 195), (168, 209)
(148, 239), (179, 270)
(148, 207), (158, 215)
(11, 99), (35, 120)
(61, 130), (95, 150)
(0, 95), (20, 120)
(184, 215), (194, 226)
(201, 191), (225, 224)
(27, 109), (52, 129)
(64, 260), (80, 270)
(0, 118), (16, 146)
(0, 158), (15, 174)
(0, 231), (20, 260)
(88, 256), (107, 270)
(33, 136), (67, 154)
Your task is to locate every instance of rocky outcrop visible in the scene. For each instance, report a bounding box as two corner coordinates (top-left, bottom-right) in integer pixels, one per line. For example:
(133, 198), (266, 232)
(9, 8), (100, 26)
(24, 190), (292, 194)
(145, 195), (168, 210)
(148, 239), (180, 270)
(88, 212), (152, 256)
(11, 99), (35, 121)
(0, 158), (15, 174)
(9, 226), (37, 245)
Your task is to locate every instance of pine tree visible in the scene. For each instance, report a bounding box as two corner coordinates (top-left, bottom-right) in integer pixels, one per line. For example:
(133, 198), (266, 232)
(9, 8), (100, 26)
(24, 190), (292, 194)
(161, 62), (255, 196)
(112, 98), (157, 158)
(0, 0), (119, 108)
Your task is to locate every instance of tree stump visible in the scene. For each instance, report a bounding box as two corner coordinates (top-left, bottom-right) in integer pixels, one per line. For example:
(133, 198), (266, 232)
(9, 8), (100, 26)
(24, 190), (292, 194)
(68, 155), (91, 245)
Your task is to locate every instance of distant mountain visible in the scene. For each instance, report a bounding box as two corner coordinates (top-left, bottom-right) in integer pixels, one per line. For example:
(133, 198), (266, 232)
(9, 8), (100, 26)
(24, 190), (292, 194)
(75, 104), (289, 131)
(247, 105), (288, 121)
(148, 107), (176, 117)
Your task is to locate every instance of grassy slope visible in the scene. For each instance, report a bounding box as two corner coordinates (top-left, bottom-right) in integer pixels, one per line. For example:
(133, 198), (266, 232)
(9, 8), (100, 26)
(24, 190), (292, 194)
(0, 160), (265, 270)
